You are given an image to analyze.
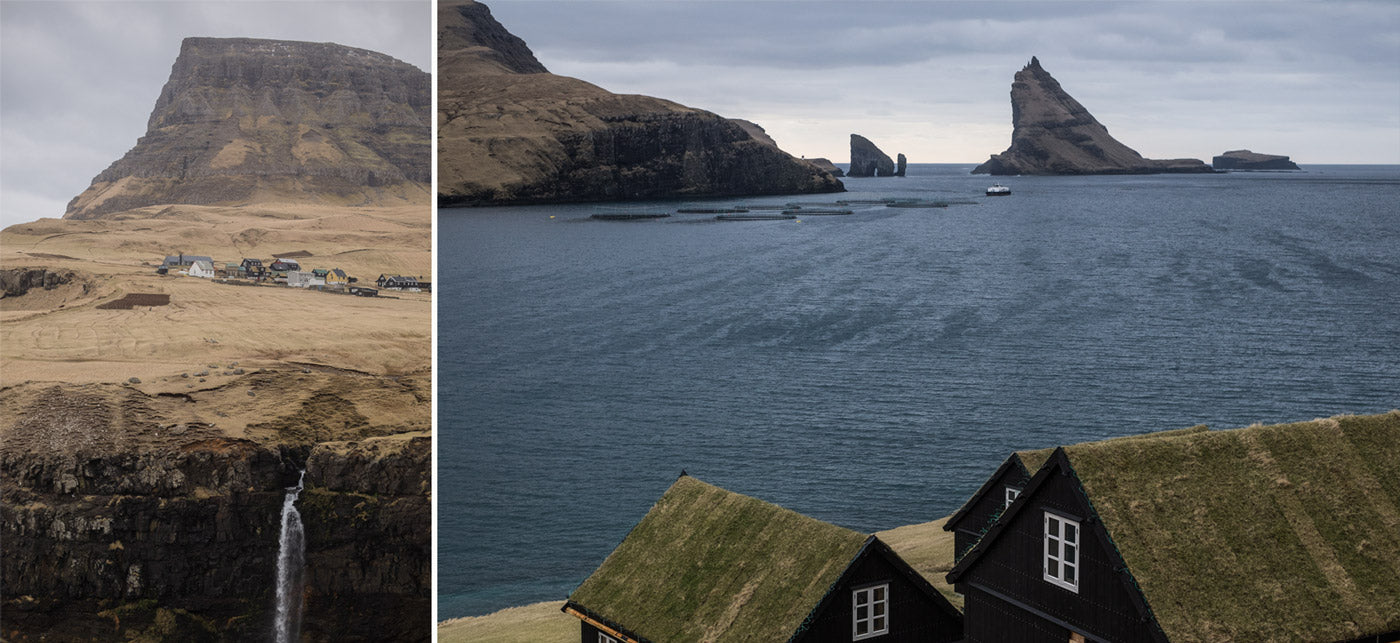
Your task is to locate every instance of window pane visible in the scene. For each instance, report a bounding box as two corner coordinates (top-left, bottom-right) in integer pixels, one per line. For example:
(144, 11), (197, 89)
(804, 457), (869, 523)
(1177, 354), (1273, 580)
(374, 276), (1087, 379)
(1048, 518), (1059, 537)
(1066, 523), (1077, 542)
(855, 591), (867, 605)
(856, 620), (868, 635)
(1048, 560), (1059, 577)
(1066, 565), (1076, 583)
(1065, 544), (1076, 560)
(857, 605), (867, 619)
(874, 587), (884, 601)
(874, 616), (886, 631)
(874, 602), (884, 616)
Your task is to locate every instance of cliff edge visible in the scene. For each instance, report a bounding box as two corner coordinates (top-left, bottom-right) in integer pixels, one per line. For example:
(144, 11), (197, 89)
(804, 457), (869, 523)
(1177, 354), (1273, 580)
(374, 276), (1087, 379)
(973, 57), (1211, 175)
(64, 38), (430, 219)
(436, 0), (842, 206)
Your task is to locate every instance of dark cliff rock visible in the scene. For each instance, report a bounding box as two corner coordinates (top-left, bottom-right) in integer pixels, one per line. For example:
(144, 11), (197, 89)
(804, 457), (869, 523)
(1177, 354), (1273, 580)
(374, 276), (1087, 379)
(848, 134), (897, 177)
(1, 268), (76, 298)
(973, 57), (1212, 176)
(1, 385), (430, 642)
(896, 153), (908, 177)
(804, 158), (845, 177)
(65, 37), (430, 219)
(1213, 149), (1301, 170)
(298, 436), (430, 642)
(437, 0), (842, 206)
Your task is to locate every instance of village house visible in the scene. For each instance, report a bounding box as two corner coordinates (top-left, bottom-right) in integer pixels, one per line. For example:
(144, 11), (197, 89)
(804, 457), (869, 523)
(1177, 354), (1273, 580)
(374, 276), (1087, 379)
(564, 475), (963, 643)
(946, 412), (1400, 643)
(943, 425), (1208, 560)
(269, 258), (301, 273)
(376, 274), (418, 290)
(240, 258), (267, 280)
(187, 259), (216, 279)
(162, 252), (213, 268)
(286, 270), (323, 288)
(324, 268), (350, 287)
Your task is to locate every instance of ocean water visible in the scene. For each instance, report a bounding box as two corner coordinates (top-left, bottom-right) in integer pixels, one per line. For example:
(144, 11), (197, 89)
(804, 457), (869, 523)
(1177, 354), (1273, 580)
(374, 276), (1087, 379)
(437, 164), (1400, 619)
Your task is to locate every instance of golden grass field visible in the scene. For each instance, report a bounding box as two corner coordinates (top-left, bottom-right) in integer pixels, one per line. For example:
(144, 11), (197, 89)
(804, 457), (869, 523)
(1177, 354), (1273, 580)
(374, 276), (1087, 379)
(1, 201), (430, 439)
(438, 516), (960, 642)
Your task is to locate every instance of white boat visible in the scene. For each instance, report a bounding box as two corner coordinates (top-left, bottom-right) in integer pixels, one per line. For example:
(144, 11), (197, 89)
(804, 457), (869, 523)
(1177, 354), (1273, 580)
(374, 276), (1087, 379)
(986, 184), (1011, 196)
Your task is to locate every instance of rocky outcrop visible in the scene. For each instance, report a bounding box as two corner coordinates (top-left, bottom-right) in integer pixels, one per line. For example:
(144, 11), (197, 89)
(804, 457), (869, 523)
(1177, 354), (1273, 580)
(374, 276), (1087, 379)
(973, 57), (1211, 175)
(1, 268), (75, 298)
(1, 385), (430, 642)
(896, 153), (907, 177)
(64, 38), (430, 219)
(437, 0), (842, 206)
(1213, 150), (1301, 171)
(804, 158), (845, 177)
(299, 436), (430, 642)
(848, 134), (897, 177)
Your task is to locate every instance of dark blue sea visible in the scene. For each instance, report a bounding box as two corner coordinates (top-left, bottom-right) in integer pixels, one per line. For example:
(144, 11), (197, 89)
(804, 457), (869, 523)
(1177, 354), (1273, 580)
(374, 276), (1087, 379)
(437, 163), (1400, 619)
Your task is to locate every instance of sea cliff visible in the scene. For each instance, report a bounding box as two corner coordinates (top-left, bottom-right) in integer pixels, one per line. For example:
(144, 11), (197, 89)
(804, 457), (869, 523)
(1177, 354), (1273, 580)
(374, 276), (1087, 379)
(436, 0), (842, 206)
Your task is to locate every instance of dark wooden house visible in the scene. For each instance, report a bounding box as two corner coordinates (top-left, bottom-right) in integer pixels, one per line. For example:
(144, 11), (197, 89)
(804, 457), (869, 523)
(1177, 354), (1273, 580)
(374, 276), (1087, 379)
(944, 426), (1207, 561)
(947, 412), (1400, 642)
(564, 475), (963, 643)
(377, 274), (419, 290)
(240, 258), (266, 279)
(942, 452), (1043, 560)
(269, 258), (301, 272)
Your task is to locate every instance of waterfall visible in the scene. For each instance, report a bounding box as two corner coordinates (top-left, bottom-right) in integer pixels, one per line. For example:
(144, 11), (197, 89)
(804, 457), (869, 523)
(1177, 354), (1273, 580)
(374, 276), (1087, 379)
(273, 470), (306, 643)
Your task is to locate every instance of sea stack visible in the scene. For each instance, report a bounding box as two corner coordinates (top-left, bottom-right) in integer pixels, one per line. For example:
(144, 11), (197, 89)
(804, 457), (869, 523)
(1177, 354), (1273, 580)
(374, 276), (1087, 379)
(1213, 150), (1301, 171)
(848, 134), (897, 177)
(896, 153), (907, 177)
(436, 0), (842, 206)
(973, 57), (1211, 175)
(64, 38), (430, 219)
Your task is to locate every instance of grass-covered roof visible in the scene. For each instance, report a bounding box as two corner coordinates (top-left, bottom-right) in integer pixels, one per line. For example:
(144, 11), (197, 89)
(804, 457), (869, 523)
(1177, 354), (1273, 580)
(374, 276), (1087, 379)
(565, 475), (870, 643)
(1067, 412), (1400, 642)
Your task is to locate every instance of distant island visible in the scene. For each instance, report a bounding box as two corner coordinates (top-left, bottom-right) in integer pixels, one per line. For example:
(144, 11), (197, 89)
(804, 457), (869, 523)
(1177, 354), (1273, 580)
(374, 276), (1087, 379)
(973, 57), (1212, 176)
(1213, 150), (1302, 171)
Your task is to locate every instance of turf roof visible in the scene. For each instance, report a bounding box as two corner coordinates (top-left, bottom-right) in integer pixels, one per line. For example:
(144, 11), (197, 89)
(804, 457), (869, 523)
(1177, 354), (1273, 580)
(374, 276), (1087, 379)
(565, 475), (870, 643)
(1066, 412), (1400, 642)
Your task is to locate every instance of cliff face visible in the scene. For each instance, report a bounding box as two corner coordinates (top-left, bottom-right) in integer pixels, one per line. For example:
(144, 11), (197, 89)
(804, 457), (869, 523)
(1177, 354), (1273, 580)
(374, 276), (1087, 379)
(437, 0), (842, 206)
(65, 37), (430, 219)
(973, 57), (1211, 175)
(848, 134), (897, 177)
(0, 384), (429, 642)
(1213, 149), (1301, 170)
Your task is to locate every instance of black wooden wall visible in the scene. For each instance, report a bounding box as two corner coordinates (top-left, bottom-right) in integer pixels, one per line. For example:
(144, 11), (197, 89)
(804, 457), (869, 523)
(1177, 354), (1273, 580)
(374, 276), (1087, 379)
(794, 544), (962, 643)
(956, 468), (1158, 643)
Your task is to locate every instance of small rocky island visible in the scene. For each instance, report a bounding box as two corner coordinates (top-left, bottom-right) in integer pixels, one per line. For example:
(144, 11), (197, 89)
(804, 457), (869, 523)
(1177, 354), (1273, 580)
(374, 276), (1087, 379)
(1213, 150), (1301, 171)
(849, 134), (903, 177)
(973, 57), (1211, 175)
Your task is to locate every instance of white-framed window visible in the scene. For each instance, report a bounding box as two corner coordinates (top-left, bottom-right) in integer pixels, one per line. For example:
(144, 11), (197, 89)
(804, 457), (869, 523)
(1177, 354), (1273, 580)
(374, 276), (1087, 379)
(598, 633), (618, 643)
(852, 583), (889, 640)
(1004, 486), (1022, 509)
(1043, 511), (1080, 592)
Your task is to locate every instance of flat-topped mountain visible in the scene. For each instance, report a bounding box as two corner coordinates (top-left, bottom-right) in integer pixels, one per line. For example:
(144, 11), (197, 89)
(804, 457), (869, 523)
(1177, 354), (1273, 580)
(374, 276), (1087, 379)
(973, 57), (1211, 176)
(1213, 149), (1301, 171)
(437, 0), (842, 206)
(65, 37), (430, 219)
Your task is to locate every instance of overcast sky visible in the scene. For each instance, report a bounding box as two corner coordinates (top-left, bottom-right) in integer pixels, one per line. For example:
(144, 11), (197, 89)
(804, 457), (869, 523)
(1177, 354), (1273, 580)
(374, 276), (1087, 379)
(485, 0), (1400, 167)
(2, 1), (1397, 229)
(0, 0), (430, 229)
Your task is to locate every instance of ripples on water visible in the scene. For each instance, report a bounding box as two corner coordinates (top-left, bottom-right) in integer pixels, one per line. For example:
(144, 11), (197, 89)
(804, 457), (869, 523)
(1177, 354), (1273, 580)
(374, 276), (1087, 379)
(437, 164), (1400, 617)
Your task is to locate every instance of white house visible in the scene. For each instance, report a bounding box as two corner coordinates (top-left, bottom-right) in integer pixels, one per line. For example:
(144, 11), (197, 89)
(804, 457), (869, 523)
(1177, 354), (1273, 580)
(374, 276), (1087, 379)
(188, 260), (216, 279)
(286, 271), (325, 288)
